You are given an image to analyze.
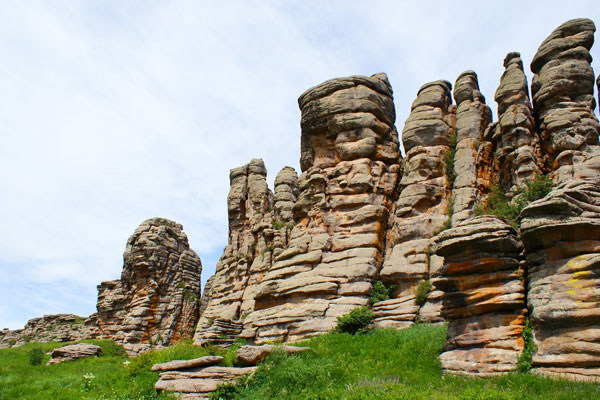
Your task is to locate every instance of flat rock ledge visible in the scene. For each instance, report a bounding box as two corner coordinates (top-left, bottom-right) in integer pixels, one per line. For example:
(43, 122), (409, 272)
(153, 356), (255, 400)
(46, 343), (102, 365)
(236, 344), (310, 365)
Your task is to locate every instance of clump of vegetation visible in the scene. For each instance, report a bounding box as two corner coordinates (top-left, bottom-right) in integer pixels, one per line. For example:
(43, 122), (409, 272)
(207, 317), (216, 327)
(271, 220), (286, 230)
(444, 133), (457, 188)
(335, 307), (374, 335)
(28, 347), (44, 366)
(414, 280), (432, 306)
(8, 339), (16, 347)
(475, 175), (553, 228)
(369, 281), (397, 305)
(438, 197), (454, 233)
(517, 319), (538, 373)
(211, 381), (239, 399)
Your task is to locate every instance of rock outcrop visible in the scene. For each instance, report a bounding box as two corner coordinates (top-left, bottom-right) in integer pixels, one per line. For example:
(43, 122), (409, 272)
(236, 344), (310, 365)
(243, 73), (401, 343)
(520, 179), (600, 381)
(97, 218), (202, 355)
(433, 216), (526, 376)
(378, 80), (454, 328)
(451, 71), (493, 225)
(0, 314), (98, 348)
(46, 343), (102, 365)
(154, 355), (256, 400)
(492, 52), (543, 192)
(530, 18), (600, 182)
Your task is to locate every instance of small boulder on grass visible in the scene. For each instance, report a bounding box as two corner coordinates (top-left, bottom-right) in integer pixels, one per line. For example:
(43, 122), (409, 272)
(237, 345), (310, 365)
(46, 343), (102, 365)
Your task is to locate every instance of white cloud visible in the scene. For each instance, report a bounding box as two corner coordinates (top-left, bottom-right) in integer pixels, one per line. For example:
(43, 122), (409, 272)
(0, 1), (598, 329)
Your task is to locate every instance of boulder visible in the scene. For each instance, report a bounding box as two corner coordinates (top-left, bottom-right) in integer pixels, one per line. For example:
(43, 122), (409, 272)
(236, 344), (310, 365)
(152, 356), (224, 372)
(46, 343), (102, 365)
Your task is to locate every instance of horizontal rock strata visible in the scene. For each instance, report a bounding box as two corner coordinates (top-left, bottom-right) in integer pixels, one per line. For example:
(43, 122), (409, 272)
(47, 343), (102, 365)
(97, 218), (202, 355)
(433, 216), (526, 377)
(520, 178), (600, 381)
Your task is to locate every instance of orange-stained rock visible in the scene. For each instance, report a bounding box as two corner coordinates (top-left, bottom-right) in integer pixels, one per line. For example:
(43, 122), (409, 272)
(432, 216), (526, 377)
(520, 178), (600, 381)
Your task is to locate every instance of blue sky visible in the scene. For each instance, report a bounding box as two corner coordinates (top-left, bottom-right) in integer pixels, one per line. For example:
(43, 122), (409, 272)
(1, 1), (598, 329)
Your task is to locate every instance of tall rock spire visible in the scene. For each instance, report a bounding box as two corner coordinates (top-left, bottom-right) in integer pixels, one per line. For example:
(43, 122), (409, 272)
(530, 18), (600, 182)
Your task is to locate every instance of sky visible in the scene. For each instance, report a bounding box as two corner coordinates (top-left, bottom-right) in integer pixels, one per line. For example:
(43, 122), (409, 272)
(1, 1), (599, 330)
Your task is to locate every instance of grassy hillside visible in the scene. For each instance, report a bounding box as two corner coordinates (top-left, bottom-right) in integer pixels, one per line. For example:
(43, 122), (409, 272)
(1, 325), (599, 399)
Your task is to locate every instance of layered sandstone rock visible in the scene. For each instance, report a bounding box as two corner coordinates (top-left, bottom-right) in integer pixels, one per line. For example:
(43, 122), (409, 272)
(47, 343), (102, 365)
(0, 314), (98, 348)
(520, 178), (600, 381)
(378, 80), (454, 328)
(195, 160), (298, 343)
(530, 18), (600, 182)
(238, 73), (400, 343)
(154, 355), (256, 400)
(492, 53), (543, 191)
(433, 216), (526, 377)
(97, 218), (202, 355)
(451, 71), (493, 225)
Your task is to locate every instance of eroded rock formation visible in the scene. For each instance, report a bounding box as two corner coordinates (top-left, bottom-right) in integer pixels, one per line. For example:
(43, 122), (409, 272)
(0, 314), (98, 348)
(531, 18), (600, 182)
(433, 216), (526, 376)
(97, 217), (202, 355)
(520, 179), (600, 381)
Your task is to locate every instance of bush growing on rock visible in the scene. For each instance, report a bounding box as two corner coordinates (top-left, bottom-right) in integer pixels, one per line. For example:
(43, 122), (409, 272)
(415, 280), (432, 306)
(369, 281), (397, 305)
(335, 307), (374, 335)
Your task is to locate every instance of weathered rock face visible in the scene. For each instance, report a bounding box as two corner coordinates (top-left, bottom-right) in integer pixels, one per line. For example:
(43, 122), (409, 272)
(0, 314), (98, 348)
(451, 71), (493, 225)
(433, 216), (526, 377)
(47, 343), (102, 365)
(520, 178), (600, 381)
(241, 73), (401, 343)
(492, 53), (543, 191)
(379, 80), (454, 328)
(530, 18), (600, 182)
(97, 217), (202, 355)
(194, 160), (298, 343)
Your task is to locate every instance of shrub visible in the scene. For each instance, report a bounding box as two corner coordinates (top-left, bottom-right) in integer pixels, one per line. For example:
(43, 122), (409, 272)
(335, 307), (374, 335)
(210, 382), (239, 399)
(444, 133), (457, 188)
(414, 280), (432, 306)
(29, 347), (44, 366)
(517, 319), (537, 373)
(8, 339), (16, 347)
(271, 220), (286, 230)
(369, 281), (397, 305)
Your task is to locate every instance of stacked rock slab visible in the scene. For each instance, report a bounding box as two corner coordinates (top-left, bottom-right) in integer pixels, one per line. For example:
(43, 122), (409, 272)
(194, 318), (243, 347)
(520, 178), (600, 381)
(378, 80), (455, 328)
(47, 343), (102, 365)
(451, 71), (493, 225)
(195, 161), (298, 342)
(492, 52), (543, 191)
(432, 216), (526, 377)
(240, 73), (400, 343)
(96, 218), (202, 355)
(154, 355), (256, 400)
(530, 18), (600, 183)
(0, 314), (98, 348)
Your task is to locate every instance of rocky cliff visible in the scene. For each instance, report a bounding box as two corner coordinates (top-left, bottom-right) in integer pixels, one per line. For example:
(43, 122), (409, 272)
(194, 18), (600, 381)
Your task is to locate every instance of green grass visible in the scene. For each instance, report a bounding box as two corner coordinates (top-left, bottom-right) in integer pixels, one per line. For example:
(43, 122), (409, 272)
(0, 338), (243, 400)
(3, 326), (600, 400)
(227, 325), (600, 400)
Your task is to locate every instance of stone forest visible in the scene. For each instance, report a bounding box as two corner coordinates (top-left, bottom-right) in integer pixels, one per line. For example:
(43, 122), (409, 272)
(2, 17), (600, 398)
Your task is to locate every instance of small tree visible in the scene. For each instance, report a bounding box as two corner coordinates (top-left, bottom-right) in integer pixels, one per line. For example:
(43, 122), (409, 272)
(415, 280), (432, 306)
(335, 307), (374, 335)
(369, 281), (397, 305)
(29, 347), (44, 366)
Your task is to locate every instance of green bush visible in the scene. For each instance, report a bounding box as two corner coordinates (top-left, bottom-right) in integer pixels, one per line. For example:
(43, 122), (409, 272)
(8, 339), (16, 347)
(271, 220), (286, 230)
(335, 307), (374, 335)
(517, 319), (537, 373)
(210, 382), (239, 399)
(415, 280), (432, 306)
(28, 348), (44, 366)
(369, 281), (397, 305)
(444, 133), (457, 188)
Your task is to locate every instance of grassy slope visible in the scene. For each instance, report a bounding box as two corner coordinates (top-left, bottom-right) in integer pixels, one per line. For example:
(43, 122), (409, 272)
(1, 325), (599, 400)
